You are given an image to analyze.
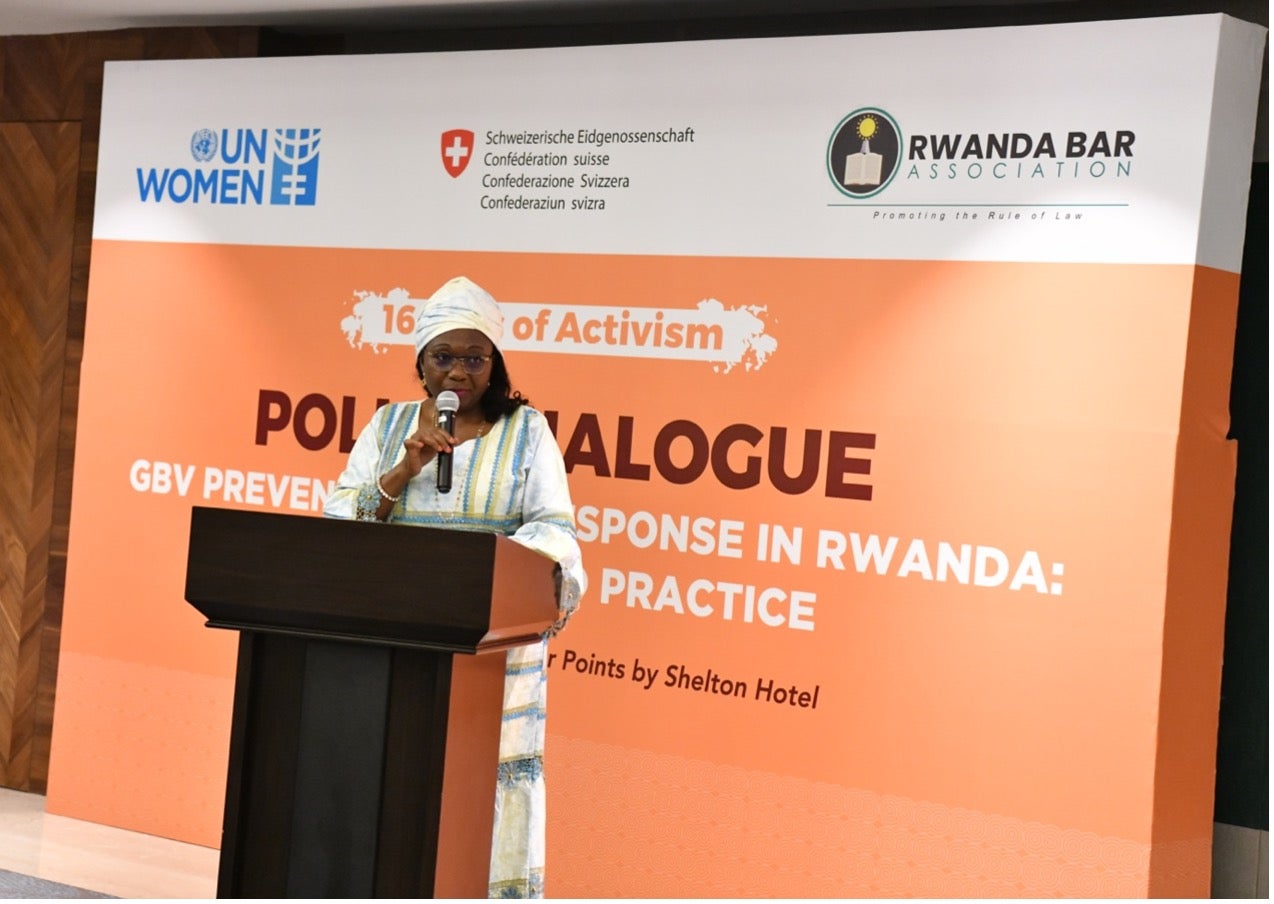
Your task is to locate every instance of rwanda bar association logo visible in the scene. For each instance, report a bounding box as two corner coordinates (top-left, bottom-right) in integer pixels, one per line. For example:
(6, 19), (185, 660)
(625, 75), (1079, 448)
(826, 108), (902, 199)
(136, 127), (322, 205)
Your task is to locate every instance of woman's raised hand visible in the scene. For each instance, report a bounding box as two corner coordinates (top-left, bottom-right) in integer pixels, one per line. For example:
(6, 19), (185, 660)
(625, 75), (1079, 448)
(399, 397), (457, 477)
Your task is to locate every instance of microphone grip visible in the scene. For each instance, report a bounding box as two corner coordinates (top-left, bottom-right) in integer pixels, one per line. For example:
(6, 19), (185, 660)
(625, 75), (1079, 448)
(437, 452), (452, 494)
(436, 409), (455, 494)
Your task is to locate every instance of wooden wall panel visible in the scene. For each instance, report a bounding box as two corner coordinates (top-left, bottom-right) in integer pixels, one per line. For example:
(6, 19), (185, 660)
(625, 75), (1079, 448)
(143, 27), (260, 60)
(0, 35), (86, 122)
(0, 25), (259, 793)
(0, 119), (80, 789)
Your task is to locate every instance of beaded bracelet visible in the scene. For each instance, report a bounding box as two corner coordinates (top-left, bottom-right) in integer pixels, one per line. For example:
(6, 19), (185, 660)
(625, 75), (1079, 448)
(376, 475), (401, 503)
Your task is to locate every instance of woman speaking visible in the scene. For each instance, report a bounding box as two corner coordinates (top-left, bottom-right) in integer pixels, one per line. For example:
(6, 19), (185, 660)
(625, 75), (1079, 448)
(325, 275), (585, 898)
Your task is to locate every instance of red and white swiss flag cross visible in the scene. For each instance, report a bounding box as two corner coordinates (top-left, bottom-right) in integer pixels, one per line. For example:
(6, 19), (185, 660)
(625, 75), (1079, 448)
(441, 129), (474, 177)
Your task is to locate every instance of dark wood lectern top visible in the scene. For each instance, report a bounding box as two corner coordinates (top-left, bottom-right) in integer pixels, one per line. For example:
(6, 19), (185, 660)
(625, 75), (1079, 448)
(184, 506), (559, 653)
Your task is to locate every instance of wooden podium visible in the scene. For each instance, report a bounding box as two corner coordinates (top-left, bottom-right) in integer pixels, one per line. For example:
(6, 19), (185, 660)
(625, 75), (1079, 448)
(183, 506), (559, 899)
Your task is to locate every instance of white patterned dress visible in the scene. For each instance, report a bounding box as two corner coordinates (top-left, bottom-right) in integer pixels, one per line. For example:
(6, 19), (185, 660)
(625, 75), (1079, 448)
(323, 400), (584, 898)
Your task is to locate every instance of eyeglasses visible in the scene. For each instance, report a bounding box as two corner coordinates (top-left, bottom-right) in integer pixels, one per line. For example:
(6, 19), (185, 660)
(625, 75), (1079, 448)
(427, 353), (492, 374)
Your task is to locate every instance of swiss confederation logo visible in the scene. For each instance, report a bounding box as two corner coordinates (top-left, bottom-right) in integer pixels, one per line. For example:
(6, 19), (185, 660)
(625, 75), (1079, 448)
(441, 129), (474, 178)
(826, 108), (902, 199)
(136, 127), (322, 206)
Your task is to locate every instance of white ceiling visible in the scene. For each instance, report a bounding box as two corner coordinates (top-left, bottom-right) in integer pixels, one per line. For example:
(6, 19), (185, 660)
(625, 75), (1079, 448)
(0, 0), (625, 36)
(0, 0), (1161, 37)
(2, 0), (1268, 38)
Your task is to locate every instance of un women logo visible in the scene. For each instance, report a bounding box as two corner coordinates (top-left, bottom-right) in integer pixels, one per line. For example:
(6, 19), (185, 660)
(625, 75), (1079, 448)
(190, 128), (218, 163)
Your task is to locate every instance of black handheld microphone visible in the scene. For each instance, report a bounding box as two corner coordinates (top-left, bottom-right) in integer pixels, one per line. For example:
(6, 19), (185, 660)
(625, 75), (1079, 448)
(434, 391), (460, 494)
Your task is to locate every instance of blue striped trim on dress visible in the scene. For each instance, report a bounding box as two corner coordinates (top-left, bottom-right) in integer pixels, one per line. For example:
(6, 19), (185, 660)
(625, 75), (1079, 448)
(490, 869), (544, 899)
(474, 406), (531, 518)
(496, 755), (544, 785)
(394, 512), (522, 532)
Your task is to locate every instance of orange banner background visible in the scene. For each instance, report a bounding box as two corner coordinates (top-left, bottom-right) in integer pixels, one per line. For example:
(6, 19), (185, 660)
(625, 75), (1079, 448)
(48, 240), (1236, 895)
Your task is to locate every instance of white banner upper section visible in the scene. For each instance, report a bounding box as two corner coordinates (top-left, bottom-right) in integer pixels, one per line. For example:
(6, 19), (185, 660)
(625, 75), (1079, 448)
(92, 14), (1266, 269)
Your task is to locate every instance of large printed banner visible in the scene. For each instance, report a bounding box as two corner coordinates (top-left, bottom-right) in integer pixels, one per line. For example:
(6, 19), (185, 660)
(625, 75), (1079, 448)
(51, 15), (1264, 897)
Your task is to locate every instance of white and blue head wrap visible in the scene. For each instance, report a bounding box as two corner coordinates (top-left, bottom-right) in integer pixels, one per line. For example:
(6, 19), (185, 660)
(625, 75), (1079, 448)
(414, 276), (504, 356)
